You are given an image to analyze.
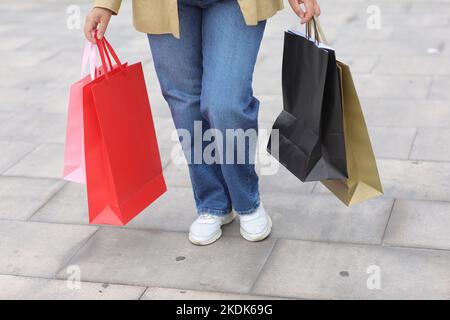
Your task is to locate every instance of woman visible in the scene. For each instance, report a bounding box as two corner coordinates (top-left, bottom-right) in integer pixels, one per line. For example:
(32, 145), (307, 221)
(85, 0), (321, 245)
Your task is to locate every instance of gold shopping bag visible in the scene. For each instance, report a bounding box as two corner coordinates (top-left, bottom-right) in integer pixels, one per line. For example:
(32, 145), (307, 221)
(321, 61), (383, 206)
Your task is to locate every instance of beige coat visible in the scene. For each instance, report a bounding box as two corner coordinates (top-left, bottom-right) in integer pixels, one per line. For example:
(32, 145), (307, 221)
(94, 0), (284, 38)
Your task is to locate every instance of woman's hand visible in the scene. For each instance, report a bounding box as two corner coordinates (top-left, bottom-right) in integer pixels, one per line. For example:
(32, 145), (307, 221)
(84, 7), (114, 43)
(288, 0), (321, 24)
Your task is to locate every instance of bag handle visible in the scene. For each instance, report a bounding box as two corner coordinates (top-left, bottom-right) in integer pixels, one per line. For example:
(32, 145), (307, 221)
(96, 37), (109, 79)
(102, 37), (123, 69)
(306, 16), (328, 45)
(81, 41), (97, 80)
(99, 37), (114, 72)
(94, 32), (124, 79)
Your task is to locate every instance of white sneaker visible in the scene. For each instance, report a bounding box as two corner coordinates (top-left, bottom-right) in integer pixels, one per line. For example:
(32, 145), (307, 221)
(189, 212), (236, 246)
(239, 204), (272, 242)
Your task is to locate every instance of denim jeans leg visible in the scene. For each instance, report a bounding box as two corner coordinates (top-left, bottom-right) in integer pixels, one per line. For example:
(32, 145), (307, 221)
(201, 0), (266, 215)
(147, 1), (232, 216)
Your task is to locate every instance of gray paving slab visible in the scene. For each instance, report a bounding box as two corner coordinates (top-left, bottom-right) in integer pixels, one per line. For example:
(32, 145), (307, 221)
(257, 38), (283, 64)
(5, 143), (64, 179)
(0, 1), (45, 10)
(388, 13), (449, 28)
(0, 36), (31, 51)
(252, 239), (450, 300)
(157, 147), (174, 170)
(314, 159), (450, 202)
(0, 275), (145, 300)
(384, 199), (450, 250)
(147, 91), (172, 118)
(5, 64), (72, 91)
(0, 112), (66, 143)
(127, 186), (197, 232)
(30, 182), (88, 225)
(0, 176), (64, 220)
(223, 193), (393, 245)
(338, 26), (395, 42)
(57, 228), (275, 293)
(333, 36), (448, 56)
(163, 161), (192, 188)
(368, 127), (416, 160)
(258, 120), (275, 133)
(153, 116), (177, 148)
(29, 88), (69, 114)
(32, 179), (176, 227)
(430, 76), (450, 99)
(253, 66), (282, 97)
(0, 25), (12, 34)
(374, 56), (450, 75)
(0, 220), (97, 277)
(0, 50), (55, 68)
(338, 55), (380, 74)
(0, 67), (22, 88)
(258, 95), (283, 123)
(353, 74), (432, 99)
(120, 36), (152, 56)
(361, 99), (450, 127)
(1, 0), (450, 300)
(0, 112), (12, 124)
(376, 159), (450, 202)
(410, 127), (450, 161)
(0, 140), (36, 173)
(47, 51), (86, 77)
(142, 287), (282, 300)
(0, 88), (42, 112)
(259, 164), (316, 194)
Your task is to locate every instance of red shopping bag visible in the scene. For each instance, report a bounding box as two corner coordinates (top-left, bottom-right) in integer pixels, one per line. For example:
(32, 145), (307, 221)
(83, 36), (167, 226)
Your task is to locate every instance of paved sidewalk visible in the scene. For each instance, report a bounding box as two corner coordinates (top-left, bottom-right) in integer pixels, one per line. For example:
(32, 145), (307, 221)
(0, 0), (449, 299)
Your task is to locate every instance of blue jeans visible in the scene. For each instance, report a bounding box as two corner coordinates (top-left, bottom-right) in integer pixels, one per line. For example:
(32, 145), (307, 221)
(148, 0), (266, 216)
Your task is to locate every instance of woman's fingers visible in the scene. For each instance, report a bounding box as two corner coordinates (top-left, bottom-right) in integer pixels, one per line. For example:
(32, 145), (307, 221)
(84, 14), (98, 43)
(288, 0), (322, 23)
(300, 0), (315, 23)
(288, 0), (305, 19)
(96, 15), (111, 40)
(84, 8), (113, 43)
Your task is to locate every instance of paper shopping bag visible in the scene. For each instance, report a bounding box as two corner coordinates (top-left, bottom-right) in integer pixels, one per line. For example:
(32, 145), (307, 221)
(83, 36), (167, 225)
(63, 43), (97, 184)
(321, 61), (383, 206)
(267, 20), (347, 182)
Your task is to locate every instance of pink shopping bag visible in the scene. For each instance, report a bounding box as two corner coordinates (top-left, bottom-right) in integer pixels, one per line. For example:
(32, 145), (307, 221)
(63, 42), (97, 184)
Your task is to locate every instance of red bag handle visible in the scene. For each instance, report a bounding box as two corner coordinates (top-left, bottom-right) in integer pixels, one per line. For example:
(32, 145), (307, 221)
(98, 38), (112, 72)
(103, 39), (113, 71)
(102, 37), (123, 68)
(94, 32), (124, 79)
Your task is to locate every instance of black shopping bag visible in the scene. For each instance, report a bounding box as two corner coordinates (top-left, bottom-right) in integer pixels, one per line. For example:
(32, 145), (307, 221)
(267, 24), (347, 182)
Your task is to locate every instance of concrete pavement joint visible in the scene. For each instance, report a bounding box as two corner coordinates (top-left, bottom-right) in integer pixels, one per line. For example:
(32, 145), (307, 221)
(249, 238), (279, 294)
(0, 142), (42, 175)
(52, 226), (101, 279)
(380, 199), (397, 245)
